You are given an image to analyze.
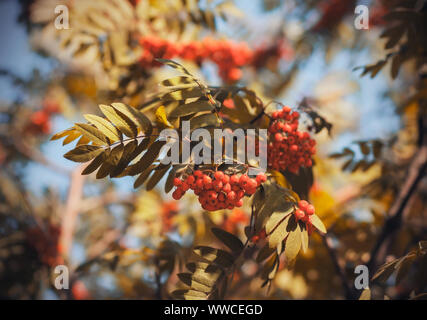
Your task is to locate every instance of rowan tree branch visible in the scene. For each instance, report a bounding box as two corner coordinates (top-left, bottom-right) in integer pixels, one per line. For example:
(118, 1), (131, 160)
(367, 113), (427, 273)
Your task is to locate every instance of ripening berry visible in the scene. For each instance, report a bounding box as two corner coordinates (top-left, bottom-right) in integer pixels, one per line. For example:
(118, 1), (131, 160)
(194, 170), (203, 178)
(248, 178), (257, 189)
(186, 175), (195, 185)
(173, 178), (182, 187)
(181, 182), (190, 192)
(214, 171), (224, 181)
(256, 173), (267, 184)
(227, 191), (236, 201)
(203, 175), (212, 185)
(196, 178), (204, 189)
(274, 133), (283, 142)
(222, 183), (232, 193)
(295, 209), (305, 220)
(222, 174), (230, 184)
(172, 190), (182, 200)
(213, 179), (223, 192)
(230, 174), (239, 185)
(298, 200), (309, 211)
(306, 204), (315, 215)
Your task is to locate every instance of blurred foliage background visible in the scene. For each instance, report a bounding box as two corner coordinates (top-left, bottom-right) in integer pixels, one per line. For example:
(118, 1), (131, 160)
(0, 0), (426, 300)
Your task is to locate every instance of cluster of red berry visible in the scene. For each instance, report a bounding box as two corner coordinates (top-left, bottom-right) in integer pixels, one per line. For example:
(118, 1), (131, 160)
(139, 36), (292, 82)
(295, 200), (315, 235)
(267, 106), (316, 174)
(25, 100), (60, 135)
(172, 170), (267, 211)
(222, 208), (249, 233)
(161, 201), (178, 232)
(139, 36), (252, 82)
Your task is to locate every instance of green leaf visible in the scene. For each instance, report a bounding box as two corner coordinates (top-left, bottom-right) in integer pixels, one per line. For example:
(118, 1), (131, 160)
(211, 228), (244, 255)
(64, 145), (104, 163)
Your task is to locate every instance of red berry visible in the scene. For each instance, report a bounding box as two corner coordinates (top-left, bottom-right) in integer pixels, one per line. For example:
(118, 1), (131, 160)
(230, 174), (239, 185)
(256, 173), (267, 184)
(173, 178), (182, 187)
(298, 200), (309, 211)
(306, 204), (315, 215)
(295, 209), (305, 220)
(214, 171), (224, 181)
(203, 175), (212, 185)
(194, 170), (203, 178)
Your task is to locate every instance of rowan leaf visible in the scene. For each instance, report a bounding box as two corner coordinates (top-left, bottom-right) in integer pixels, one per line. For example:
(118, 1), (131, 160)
(284, 216), (301, 263)
(193, 246), (234, 268)
(155, 105), (173, 128)
(111, 102), (153, 135)
(146, 164), (171, 190)
(110, 140), (138, 177)
(211, 228), (244, 255)
(75, 123), (108, 145)
(172, 289), (208, 300)
(96, 144), (124, 179)
(84, 114), (120, 142)
(82, 150), (107, 175)
(99, 104), (137, 138)
(177, 273), (212, 293)
(310, 214), (327, 234)
(128, 140), (166, 176)
(267, 211), (292, 249)
(169, 100), (214, 118)
(189, 113), (219, 130)
(300, 222), (309, 253)
(64, 145), (104, 163)
(256, 243), (275, 263)
(50, 128), (75, 141)
(359, 288), (371, 300)
(133, 164), (156, 188)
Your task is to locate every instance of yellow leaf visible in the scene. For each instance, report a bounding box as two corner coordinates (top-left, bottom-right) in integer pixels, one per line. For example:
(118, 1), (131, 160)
(155, 105), (173, 128)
